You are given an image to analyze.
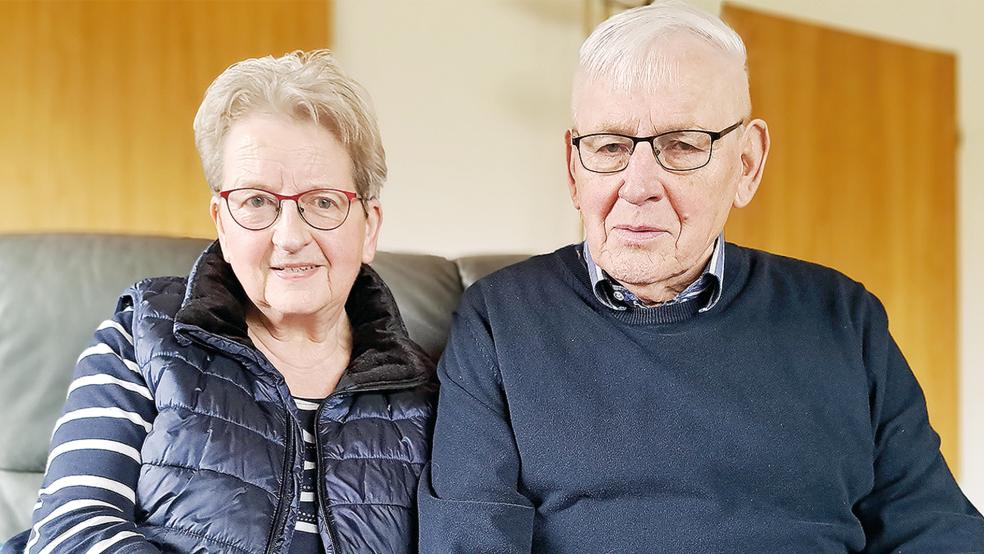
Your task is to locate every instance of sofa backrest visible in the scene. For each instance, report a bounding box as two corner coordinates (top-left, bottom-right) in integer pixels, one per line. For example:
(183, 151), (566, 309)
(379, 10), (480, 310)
(0, 233), (527, 542)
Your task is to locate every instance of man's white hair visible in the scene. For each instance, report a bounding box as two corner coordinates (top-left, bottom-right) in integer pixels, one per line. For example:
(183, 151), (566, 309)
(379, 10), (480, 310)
(193, 49), (386, 199)
(575, 0), (749, 112)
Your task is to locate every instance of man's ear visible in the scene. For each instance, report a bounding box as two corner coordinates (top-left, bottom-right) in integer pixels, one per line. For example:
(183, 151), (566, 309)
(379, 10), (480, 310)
(565, 129), (581, 210)
(209, 195), (230, 262)
(733, 118), (770, 209)
(361, 199), (383, 265)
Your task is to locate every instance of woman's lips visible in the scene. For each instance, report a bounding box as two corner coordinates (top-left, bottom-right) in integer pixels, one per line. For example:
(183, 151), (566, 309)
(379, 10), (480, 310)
(270, 264), (323, 280)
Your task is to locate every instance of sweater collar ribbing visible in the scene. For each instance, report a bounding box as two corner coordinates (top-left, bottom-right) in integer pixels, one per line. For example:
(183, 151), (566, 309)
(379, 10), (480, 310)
(558, 242), (749, 326)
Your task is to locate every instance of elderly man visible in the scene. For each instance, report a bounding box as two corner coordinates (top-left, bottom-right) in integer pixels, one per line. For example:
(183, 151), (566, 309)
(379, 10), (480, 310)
(418, 2), (984, 552)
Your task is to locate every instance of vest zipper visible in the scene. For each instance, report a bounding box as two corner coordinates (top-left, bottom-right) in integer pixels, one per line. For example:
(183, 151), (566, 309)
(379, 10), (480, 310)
(314, 399), (340, 553)
(264, 407), (296, 554)
(312, 376), (430, 553)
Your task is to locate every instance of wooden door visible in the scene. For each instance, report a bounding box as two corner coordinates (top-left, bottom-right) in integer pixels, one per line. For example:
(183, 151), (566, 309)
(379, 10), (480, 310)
(0, 0), (330, 238)
(722, 5), (959, 470)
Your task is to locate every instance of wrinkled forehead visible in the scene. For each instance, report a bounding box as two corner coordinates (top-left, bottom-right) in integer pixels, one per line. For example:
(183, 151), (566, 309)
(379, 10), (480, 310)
(221, 115), (354, 188)
(572, 33), (749, 131)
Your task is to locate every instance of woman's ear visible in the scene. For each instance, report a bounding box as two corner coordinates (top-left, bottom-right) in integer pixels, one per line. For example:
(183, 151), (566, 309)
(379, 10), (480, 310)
(210, 195), (230, 262)
(361, 199), (383, 264)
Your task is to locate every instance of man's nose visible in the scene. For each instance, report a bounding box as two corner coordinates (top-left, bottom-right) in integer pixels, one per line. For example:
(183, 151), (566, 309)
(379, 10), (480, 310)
(271, 201), (312, 252)
(618, 143), (668, 205)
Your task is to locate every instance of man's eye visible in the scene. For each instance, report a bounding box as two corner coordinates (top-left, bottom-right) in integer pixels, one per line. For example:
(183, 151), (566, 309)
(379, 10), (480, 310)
(664, 141), (704, 153)
(597, 142), (630, 155)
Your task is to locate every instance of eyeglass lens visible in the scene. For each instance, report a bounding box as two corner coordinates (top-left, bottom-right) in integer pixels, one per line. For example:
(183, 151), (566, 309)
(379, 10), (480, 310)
(578, 131), (715, 172)
(224, 189), (352, 230)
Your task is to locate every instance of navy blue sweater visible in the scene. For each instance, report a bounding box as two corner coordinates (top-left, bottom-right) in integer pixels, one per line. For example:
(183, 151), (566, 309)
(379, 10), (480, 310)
(419, 243), (984, 552)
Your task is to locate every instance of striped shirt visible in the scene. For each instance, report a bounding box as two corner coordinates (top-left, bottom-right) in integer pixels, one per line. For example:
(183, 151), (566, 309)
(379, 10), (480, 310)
(582, 233), (726, 312)
(292, 397), (327, 554)
(22, 302), (152, 553)
(22, 302), (329, 553)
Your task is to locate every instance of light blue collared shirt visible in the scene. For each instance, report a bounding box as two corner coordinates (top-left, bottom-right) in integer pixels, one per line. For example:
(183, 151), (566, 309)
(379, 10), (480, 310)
(582, 233), (725, 313)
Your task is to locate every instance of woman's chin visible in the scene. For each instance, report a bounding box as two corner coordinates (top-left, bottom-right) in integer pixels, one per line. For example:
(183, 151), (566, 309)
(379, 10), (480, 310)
(261, 291), (334, 320)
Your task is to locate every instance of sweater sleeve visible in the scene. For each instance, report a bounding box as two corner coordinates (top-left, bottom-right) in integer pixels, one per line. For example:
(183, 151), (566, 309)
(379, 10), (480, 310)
(8, 301), (161, 554)
(854, 293), (984, 551)
(418, 288), (535, 554)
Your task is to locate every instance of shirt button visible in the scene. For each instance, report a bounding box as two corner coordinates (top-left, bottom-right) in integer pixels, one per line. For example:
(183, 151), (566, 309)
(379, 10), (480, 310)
(613, 291), (624, 300)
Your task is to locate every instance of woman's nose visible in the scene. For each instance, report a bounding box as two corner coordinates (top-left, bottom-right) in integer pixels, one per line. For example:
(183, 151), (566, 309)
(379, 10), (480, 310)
(271, 201), (312, 252)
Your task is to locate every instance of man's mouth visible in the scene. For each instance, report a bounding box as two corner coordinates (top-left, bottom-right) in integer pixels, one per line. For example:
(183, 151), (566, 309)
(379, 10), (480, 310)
(609, 225), (670, 244)
(615, 225), (665, 233)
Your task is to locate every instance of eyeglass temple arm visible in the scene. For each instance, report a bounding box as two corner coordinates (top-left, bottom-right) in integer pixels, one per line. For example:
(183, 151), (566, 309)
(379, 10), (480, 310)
(709, 121), (744, 140)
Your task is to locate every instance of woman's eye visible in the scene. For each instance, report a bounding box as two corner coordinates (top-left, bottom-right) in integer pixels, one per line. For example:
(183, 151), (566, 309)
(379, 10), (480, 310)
(315, 197), (336, 210)
(247, 195), (271, 208)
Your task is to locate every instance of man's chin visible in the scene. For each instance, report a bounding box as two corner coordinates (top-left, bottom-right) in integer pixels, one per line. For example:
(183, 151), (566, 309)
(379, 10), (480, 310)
(598, 246), (674, 287)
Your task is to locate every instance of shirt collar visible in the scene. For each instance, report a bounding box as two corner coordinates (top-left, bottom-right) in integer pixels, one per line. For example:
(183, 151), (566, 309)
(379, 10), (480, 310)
(582, 233), (726, 313)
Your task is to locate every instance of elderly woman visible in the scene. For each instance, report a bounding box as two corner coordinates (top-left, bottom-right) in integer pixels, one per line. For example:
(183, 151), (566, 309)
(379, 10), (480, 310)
(3, 50), (433, 554)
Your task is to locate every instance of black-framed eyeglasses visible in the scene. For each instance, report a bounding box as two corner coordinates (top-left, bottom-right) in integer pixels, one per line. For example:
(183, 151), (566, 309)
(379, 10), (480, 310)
(218, 187), (367, 231)
(571, 120), (743, 173)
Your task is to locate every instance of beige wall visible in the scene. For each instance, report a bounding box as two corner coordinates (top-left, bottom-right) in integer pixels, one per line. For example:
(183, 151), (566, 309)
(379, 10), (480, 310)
(333, 1), (584, 258)
(333, 0), (984, 509)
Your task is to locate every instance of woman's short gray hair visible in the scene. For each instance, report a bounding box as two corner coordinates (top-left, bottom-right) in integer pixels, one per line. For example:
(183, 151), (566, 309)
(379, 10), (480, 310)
(194, 49), (386, 199)
(577, 0), (747, 93)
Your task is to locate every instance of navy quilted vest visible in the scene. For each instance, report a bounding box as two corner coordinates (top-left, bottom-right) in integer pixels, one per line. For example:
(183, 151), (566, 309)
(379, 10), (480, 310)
(129, 242), (435, 553)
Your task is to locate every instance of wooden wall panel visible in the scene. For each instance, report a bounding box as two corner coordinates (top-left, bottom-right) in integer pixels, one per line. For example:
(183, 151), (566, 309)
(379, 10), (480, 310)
(1, 0), (329, 238)
(722, 5), (959, 469)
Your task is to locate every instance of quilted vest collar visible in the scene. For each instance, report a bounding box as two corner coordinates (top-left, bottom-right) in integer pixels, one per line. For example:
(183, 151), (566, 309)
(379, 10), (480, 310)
(173, 240), (434, 391)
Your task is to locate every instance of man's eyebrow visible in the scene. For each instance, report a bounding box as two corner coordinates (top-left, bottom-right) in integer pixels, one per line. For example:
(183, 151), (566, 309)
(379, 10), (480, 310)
(581, 123), (636, 135)
(581, 121), (707, 136)
(608, 126), (639, 135)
